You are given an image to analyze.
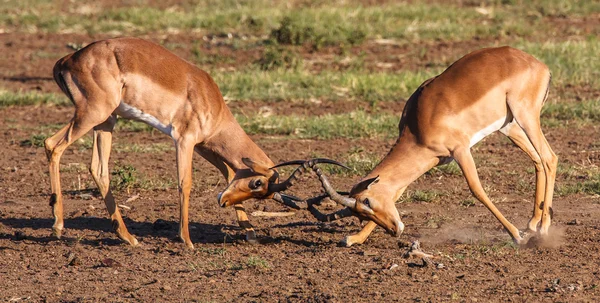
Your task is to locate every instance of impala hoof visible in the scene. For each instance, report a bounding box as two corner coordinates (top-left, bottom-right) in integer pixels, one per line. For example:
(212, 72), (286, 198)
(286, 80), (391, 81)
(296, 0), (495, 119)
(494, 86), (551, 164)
(340, 236), (354, 247)
(52, 227), (62, 239)
(246, 231), (259, 244)
(125, 236), (139, 247)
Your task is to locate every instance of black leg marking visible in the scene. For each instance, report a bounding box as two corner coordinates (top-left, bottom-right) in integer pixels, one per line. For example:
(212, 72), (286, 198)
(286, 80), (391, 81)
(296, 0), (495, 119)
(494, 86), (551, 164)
(49, 193), (57, 207)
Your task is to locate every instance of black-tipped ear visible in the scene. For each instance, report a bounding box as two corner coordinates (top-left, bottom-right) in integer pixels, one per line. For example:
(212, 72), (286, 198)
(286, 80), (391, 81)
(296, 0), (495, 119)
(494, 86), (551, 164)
(350, 176), (379, 195)
(242, 157), (274, 176)
(242, 157), (256, 169)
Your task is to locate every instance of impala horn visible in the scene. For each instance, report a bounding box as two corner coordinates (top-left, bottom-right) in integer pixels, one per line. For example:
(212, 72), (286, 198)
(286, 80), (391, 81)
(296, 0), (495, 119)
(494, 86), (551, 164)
(308, 162), (357, 208)
(267, 158), (350, 193)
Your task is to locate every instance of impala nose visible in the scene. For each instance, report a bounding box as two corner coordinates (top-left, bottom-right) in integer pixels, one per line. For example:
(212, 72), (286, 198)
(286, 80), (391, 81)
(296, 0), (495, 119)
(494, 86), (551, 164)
(391, 220), (405, 237)
(217, 192), (225, 207)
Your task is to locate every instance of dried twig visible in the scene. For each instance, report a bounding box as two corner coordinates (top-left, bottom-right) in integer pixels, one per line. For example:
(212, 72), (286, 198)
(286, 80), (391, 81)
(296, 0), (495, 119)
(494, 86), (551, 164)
(125, 194), (140, 203)
(403, 240), (437, 267)
(251, 211), (296, 217)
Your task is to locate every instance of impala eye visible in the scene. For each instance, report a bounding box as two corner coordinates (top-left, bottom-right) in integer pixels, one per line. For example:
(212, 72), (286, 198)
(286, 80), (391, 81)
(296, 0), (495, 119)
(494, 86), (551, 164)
(363, 198), (371, 208)
(249, 179), (263, 190)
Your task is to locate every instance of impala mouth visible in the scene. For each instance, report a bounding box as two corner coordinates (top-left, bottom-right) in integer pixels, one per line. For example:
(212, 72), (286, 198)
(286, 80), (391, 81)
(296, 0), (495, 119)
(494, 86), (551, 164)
(217, 192), (226, 207)
(388, 220), (405, 237)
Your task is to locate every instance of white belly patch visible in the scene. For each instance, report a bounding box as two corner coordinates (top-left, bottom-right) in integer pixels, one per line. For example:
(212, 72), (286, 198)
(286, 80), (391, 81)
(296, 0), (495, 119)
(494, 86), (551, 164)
(116, 102), (174, 137)
(469, 116), (510, 147)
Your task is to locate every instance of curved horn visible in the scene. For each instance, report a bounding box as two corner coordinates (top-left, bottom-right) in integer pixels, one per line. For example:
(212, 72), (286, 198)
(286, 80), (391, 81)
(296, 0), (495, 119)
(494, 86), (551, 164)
(309, 165), (356, 208)
(268, 158), (350, 193)
(272, 192), (306, 210)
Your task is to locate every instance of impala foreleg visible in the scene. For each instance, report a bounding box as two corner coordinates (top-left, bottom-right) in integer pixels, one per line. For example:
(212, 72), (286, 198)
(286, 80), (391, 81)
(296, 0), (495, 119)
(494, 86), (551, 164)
(176, 138), (196, 249)
(341, 221), (377, 247)
(453, 147), (524, 245)
(233, 204), (258, 244)
(90, 119), (139, 246)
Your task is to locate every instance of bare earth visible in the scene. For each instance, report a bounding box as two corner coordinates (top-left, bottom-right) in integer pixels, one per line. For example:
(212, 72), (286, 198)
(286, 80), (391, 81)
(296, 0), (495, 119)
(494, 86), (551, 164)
(1, 31), (600, 302)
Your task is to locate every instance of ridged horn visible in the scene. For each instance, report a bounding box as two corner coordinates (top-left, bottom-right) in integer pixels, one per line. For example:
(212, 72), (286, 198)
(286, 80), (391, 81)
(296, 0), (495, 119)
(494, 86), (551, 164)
(308, 164), (356, 208)
(268, 158), (350, 193)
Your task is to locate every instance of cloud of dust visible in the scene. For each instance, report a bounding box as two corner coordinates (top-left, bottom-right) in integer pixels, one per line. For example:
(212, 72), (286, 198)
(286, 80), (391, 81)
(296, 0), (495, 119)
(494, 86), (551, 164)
(524, 226), (566, 249)
(420, 225), (500, 245)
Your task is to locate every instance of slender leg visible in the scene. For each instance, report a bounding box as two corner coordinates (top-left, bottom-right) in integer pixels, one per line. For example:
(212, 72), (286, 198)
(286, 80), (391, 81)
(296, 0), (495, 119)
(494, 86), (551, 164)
(44, 123), (71, 237)
(90, 117), (138, 246)
(196, 148), (257, 243)
(511, 110), (558, 235)
(500, 122), (545, 232)
(44, 115), (110, 238)
(341, 221), (378, 247)
(176, 138), (196, 248)
(234, 204), (258, 244)
(511, 117), (557, 235)
(452, 147), (523, 244)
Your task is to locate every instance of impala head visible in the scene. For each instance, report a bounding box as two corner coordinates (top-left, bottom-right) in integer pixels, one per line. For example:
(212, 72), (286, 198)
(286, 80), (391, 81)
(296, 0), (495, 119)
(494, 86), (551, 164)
(217, 158), (281, 207)
(312, 169), (404, 237)
(348, 176), (404, 237)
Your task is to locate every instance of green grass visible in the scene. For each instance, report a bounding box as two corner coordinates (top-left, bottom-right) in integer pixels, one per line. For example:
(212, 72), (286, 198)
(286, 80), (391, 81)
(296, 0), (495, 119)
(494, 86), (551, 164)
(556, 165), (600, 196)
(518, 38), (600, 89)
(542, 98), (600, 124)
(2, 1), (597, 43)
(217, 69), (435, 102)
(236, 111), (399, 139)
(0, 90), (69, 107)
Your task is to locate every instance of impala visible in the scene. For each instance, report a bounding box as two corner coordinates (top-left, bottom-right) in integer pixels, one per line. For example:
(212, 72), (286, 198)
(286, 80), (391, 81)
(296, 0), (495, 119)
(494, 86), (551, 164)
(307, 46), (556, 247)
(45, 37), (344, 248)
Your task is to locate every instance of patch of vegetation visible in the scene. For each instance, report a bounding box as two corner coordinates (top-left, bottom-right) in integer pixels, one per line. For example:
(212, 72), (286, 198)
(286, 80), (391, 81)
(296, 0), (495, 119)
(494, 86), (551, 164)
(115, 120), (153, 132)
(113, 143), (174, 154)
(0, 90), (68, 107)
(111, 163), (138, 191)
(236, 111), (399, 139)
(256, 46), (303, 71)
(519, 38), (600, 89)
(246, 256), (270, 269)
(427, 161), (462, 177)
(410, 189), (443, 203)
(270, 15), (365, 49)
(316, 147), (380, 176)
(217, 69), (434, 102)
(556, 170), (600, 196)
(20, 133), (47, 148)
(460, 199), (476, 207)
(542, 98), (600, 124)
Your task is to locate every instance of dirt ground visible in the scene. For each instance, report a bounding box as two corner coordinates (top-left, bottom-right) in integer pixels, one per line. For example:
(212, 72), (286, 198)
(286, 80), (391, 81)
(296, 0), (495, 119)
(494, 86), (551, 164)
(1, 22), (600, 303)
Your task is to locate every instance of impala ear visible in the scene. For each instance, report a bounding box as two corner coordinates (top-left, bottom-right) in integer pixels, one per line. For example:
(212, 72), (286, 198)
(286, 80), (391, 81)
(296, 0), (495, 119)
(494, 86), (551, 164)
(350, 176), (380, 195)
(242, 157), (274, 176)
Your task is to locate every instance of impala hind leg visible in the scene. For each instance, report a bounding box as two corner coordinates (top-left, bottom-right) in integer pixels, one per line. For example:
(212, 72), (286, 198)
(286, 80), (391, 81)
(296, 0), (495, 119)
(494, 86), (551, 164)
(45, 114), (112, 238)
(453, 148), (524, 244)
(509, 113), (557, 236)
(500, 122), (545, 233)
(341, 221), (377, 247)
(90, 117), (138, 246)
(176, 138), (196, 248)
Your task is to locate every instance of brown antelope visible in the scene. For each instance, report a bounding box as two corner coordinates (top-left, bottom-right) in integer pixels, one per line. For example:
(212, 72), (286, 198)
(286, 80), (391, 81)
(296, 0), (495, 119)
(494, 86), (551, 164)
(307, 46), (557, 247)
(46, 37), (344, 248)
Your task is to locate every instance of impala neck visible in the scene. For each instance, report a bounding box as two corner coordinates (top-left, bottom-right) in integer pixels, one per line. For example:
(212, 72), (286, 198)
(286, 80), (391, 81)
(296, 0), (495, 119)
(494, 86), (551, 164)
(204, 116), (274, 173)
(366, 132), (440, 200)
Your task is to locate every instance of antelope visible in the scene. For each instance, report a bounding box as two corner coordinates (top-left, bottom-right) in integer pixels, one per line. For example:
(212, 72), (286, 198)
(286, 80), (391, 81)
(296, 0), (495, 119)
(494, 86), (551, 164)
(306, 46), (557, 247)
(45, 37), (344, 248)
